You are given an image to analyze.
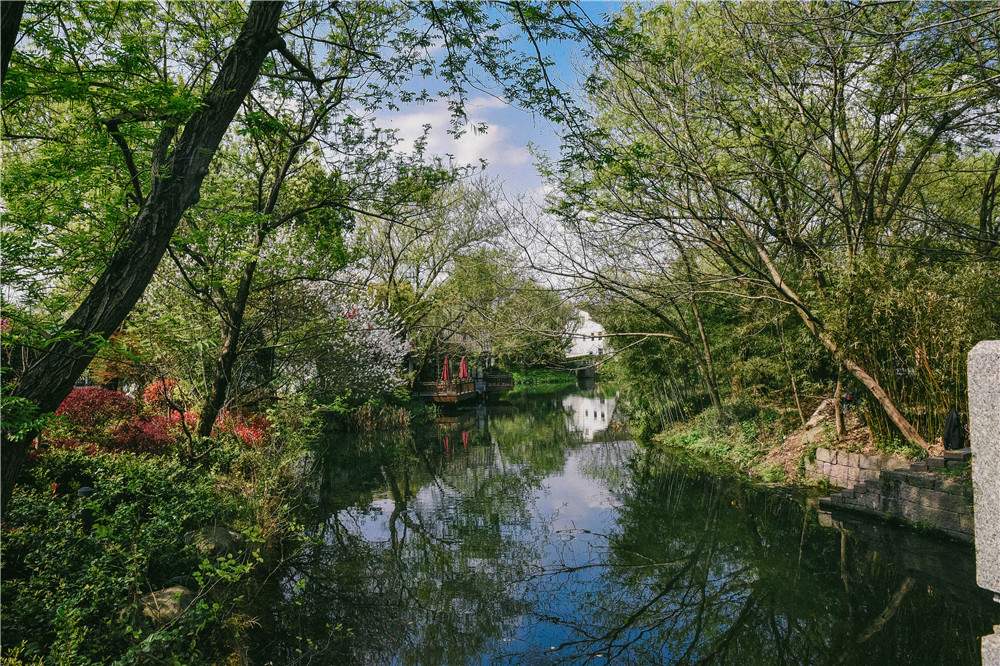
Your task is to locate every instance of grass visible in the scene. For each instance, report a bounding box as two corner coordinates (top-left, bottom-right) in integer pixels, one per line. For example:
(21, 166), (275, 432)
(648, 398), (802, 482)
(511, 368), (577, 388)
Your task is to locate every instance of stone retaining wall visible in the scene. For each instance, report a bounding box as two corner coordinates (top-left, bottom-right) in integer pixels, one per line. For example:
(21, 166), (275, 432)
(806, 446), (908, 488)
(820, 458), (974, 543)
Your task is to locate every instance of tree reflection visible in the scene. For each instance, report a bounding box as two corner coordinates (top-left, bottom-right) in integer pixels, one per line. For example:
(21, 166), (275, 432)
(249, 394), (998, 665)
(250, 399), (585, 664)
(521, 449), (999, 665)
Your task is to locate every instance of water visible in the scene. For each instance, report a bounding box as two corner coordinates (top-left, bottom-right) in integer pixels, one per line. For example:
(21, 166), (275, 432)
(252, 389), (999, 664)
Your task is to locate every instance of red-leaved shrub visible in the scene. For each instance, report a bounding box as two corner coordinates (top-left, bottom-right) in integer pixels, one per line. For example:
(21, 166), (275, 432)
(168, 410), (199, 430)
(142, 378), (185, 415)
(55, 387), (138, 427)
(108, 415), (175, 453)
(215, 410), (271, 447)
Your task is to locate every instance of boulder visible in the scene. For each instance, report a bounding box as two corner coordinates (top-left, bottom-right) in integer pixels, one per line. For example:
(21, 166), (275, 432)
(184, 525), (245, 559)
(136, 586), (194, 626)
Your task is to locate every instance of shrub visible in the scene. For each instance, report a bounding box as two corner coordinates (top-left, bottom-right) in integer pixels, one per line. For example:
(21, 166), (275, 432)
(0, 449), (236, 664)
(143, 379), (182, 414)
(54, 387), (138, 427)
(108, 415), (175, 453)
(215, 410), (271, 447)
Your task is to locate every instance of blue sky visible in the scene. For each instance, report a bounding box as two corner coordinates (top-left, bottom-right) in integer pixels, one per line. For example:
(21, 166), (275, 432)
(380, 1), (621, 196)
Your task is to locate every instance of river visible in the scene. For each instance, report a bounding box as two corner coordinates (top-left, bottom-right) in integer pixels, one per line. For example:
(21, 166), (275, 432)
(250, 387), (1000, 664)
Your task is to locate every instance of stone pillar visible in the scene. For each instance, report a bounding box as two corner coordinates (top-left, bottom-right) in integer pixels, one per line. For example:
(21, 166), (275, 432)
(970, 341), (1000, 598)
(969, 341), (1000, 665)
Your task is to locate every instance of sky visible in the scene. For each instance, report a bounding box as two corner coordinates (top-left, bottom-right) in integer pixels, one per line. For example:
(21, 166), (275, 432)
(378, 2), (620, 198)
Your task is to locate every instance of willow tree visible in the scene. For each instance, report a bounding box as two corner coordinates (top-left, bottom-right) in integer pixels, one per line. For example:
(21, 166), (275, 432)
(551, 2), (1000, 449)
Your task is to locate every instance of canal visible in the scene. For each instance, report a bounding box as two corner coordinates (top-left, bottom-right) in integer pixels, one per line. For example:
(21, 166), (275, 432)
(251, 387), (1000, 664)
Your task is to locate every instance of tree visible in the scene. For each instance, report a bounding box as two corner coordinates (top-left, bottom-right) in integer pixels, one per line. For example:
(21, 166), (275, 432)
(1, 1), (286, 511)
(549, 2), (1000, 448)
(2, 1), (622, 511)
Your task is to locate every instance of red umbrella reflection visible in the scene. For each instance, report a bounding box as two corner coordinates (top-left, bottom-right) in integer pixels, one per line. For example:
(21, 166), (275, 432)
(459, 356), (469, 379)
(441, 357), (451, 381)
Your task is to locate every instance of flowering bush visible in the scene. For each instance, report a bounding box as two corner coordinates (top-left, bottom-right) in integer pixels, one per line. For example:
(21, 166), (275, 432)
(168, 409), (200, 430)
(215, 410), (270, 447)
(46, 387), (178, 455)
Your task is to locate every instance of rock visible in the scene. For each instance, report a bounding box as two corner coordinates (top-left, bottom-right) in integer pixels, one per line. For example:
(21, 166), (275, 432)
(804, 399), (832, 429)
(184, 525), (245, 559)
(802, 425), (826, 446)
(136, 586), (194, 626)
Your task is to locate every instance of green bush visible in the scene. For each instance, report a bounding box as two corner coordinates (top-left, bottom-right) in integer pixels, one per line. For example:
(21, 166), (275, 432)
(0, 395), (315, 666)
(1, 450), (233, 663)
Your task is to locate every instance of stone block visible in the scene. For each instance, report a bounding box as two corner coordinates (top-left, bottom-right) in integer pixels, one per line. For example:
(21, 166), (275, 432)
(935, 477), (967, 495)
(902, 472), (937, 490)
(816, 447), (832, 463)
(969, 341), (1000, 597)
(923, 491), (971, 515)
(927, 457), (945, 469)
(982, 626), (1000, 666)
(863, 494), (881, 511)
(136, 586), (194, 627)
(944, 448), (972, 462)
(962, 514), (976, 533)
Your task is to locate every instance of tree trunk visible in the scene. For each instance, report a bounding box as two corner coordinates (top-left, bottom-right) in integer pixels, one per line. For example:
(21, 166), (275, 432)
(1, 1), (24, 85)
(196, 245), (261, 438)
(0, 0), (285, 515)
(834, 367), (847, 439)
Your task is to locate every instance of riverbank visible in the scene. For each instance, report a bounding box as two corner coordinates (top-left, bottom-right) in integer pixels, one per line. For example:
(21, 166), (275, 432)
(647, 396), (974, 541)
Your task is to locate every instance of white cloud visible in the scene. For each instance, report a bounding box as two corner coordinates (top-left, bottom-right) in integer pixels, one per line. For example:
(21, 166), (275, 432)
(382, 96), (532, 171)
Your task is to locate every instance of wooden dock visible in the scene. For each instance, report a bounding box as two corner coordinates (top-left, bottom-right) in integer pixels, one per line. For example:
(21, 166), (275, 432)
(483, 374), (514, 393)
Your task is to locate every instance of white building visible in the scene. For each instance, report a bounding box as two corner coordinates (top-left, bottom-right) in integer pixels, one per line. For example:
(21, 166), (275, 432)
(566, 310), (606, 358)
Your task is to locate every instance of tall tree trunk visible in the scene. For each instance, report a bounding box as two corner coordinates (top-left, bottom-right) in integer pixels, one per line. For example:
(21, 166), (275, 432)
(779, 323), (806, 427)
(1, 1), (285, 515)
(979, 152), (1000, 258)
(834, 370), (846, 440)
(0, 1), (24, 85)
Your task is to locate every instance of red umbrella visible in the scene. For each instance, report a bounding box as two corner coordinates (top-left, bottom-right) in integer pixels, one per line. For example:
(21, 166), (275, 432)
(441, 357), (451, 381)
(459, 356), (469, 379)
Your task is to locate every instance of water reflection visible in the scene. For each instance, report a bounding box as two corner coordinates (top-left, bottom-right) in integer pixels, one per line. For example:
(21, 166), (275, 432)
(250, 391), (999, 664)
(562, 392), (618, 441)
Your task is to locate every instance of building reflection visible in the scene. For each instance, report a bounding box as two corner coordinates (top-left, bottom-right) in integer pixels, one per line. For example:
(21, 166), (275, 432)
(561, 393), (616, 440)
